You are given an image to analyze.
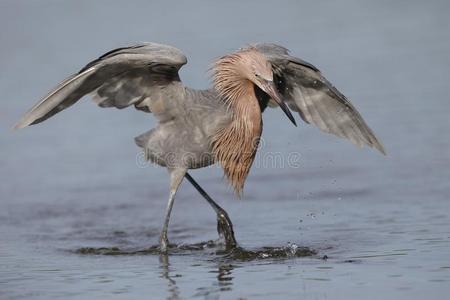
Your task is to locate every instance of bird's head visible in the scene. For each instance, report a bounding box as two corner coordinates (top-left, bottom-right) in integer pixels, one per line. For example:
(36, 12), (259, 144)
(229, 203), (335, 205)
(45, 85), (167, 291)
(213, 47), (296, 126)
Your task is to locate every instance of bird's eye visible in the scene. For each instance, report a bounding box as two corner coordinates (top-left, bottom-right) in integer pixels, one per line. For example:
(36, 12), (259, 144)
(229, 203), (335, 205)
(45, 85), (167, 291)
(255, 73), (259, 78)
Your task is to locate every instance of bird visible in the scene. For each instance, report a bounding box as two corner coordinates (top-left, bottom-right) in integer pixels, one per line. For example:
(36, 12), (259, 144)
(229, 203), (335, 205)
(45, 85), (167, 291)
(15, 42), (385, 253)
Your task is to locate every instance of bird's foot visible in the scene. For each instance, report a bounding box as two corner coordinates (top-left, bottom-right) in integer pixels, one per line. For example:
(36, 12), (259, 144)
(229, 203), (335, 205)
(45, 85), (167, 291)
(159, 234), (170, 253)
(216, 210), (237, 249)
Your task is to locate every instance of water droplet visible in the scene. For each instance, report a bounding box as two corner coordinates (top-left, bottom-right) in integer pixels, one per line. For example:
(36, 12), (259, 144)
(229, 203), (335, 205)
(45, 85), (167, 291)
(286, 242), (299, 256)
(307, 213), (316, 219)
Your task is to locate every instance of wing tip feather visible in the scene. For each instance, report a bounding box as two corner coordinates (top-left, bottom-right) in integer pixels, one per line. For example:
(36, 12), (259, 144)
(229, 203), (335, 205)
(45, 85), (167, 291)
(372, 139), (387, 156)
(13, 117), (31, 130)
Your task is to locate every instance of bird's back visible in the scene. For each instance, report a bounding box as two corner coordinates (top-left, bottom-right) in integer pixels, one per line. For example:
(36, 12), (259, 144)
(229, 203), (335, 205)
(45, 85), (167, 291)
(135, 87), (232, 169)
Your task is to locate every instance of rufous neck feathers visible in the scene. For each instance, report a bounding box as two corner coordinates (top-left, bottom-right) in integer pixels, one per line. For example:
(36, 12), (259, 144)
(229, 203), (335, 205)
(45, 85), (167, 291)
(211, 50), (263, 195)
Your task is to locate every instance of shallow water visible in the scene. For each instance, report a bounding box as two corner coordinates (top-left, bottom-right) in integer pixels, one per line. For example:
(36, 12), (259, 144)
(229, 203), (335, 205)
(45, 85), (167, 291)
(1, 0), (450, 299)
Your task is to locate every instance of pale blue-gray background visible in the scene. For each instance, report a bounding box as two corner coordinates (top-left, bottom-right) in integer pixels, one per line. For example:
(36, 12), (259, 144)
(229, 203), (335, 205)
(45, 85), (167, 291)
(1, 1), (449, 299)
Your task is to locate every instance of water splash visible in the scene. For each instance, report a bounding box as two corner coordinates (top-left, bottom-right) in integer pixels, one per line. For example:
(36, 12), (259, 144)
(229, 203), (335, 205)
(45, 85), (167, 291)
(73, 241), (316, 260)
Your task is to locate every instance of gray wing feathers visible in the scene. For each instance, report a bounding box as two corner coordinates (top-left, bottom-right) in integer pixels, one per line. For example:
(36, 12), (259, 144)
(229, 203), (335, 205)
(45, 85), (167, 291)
(15, 43), (187, 129)
(91, 69), (152, 111)
(14, 67), (97, 128)
(254, 43), (385, 155)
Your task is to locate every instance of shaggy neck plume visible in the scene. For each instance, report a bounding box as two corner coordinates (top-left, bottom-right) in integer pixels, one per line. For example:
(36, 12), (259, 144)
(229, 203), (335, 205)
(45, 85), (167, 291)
(212, 51), (263, 195)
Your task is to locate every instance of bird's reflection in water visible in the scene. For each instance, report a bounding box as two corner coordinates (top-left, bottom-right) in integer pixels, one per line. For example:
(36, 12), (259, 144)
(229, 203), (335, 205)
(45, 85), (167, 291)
(159, 252), (235, 299)
(193, 262), (235, 298)
(216, 263), (234, 292)
(159, 254), (181, 300)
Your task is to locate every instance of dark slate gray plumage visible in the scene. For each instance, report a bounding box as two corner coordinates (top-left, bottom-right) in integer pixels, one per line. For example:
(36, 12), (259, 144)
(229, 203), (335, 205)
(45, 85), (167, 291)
(15, 42), (385, 252)
(253, 43), (385, 154)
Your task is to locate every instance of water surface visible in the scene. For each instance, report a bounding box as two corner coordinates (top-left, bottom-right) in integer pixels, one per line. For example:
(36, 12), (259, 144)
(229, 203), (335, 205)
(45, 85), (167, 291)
(1, 1), (450, 299)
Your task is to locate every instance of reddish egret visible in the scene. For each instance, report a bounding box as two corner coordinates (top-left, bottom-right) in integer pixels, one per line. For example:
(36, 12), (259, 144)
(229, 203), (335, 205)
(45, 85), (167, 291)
(15, 42), (385, 252)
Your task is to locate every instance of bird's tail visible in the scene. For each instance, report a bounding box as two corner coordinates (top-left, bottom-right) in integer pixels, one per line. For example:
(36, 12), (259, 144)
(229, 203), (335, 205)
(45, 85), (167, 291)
(14, 67), (97, 129)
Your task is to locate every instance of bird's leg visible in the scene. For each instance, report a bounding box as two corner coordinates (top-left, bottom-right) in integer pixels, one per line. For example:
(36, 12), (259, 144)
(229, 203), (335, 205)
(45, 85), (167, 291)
(160, 168), (186, 253)
(185, 172), (237, 249)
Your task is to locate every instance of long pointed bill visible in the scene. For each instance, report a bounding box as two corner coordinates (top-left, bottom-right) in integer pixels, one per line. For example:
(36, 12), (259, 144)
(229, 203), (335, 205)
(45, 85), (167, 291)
(260, 80), (297, 126)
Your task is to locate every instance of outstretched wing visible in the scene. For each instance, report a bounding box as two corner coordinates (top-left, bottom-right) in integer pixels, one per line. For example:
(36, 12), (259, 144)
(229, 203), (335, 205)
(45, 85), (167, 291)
(254, 43), (385, 155)
(15, 42), (187, 129)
